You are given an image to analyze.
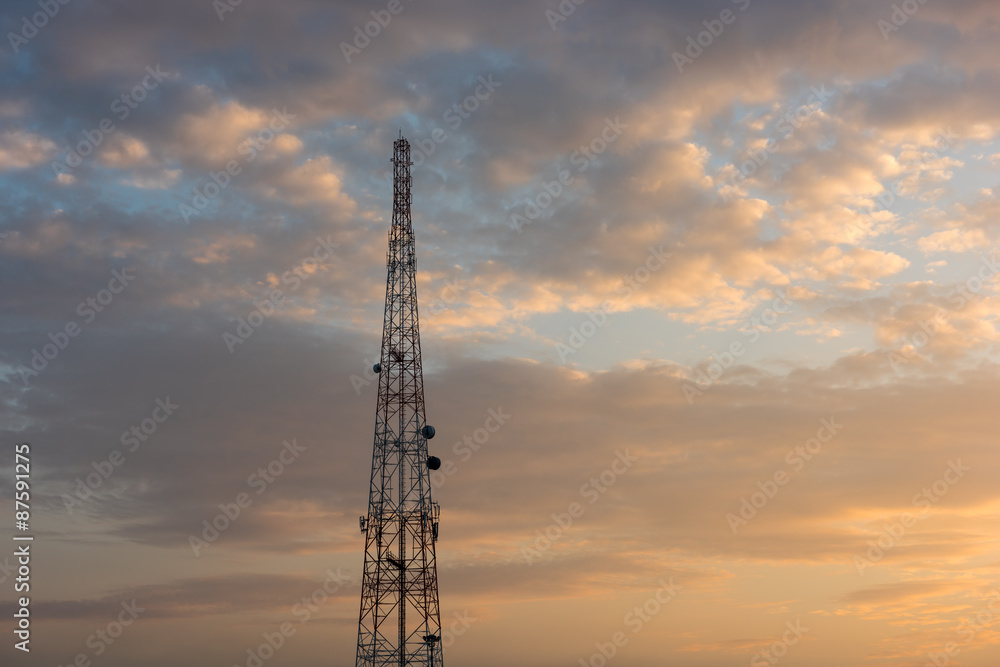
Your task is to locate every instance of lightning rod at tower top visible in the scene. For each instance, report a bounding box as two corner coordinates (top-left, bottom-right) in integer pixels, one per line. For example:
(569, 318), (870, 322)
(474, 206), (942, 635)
(356, 133), (445, 667)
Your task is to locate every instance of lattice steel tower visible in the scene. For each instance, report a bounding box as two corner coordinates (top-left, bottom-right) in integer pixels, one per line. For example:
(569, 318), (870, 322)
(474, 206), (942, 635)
(356, 133), (444, 667)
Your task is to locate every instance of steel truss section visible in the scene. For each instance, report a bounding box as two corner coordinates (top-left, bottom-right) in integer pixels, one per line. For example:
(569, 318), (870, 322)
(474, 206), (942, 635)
(356, 134), (444, 667)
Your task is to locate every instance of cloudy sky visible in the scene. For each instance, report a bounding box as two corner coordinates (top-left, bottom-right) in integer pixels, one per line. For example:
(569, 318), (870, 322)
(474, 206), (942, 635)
(1, 0), (999, 665)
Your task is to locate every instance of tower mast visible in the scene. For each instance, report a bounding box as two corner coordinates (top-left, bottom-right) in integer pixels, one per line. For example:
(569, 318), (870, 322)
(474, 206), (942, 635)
(357, 133), (443, 667)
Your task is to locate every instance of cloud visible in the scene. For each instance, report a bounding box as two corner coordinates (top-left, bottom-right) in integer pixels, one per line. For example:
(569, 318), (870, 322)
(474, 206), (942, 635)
(0, 131), (56, 170)
(919, 227), (991, 253)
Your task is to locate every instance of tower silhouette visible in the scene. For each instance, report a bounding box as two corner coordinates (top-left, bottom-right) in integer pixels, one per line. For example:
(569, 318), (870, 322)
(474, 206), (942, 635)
(356, 134), (444, 667)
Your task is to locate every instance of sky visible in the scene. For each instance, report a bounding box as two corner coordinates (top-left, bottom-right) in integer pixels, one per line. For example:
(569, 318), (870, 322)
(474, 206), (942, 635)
(0, 0), (999, 666)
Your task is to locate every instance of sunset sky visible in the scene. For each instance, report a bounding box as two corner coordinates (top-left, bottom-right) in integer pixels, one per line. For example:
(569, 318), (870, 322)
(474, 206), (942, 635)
(1, 0), (999, 666)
